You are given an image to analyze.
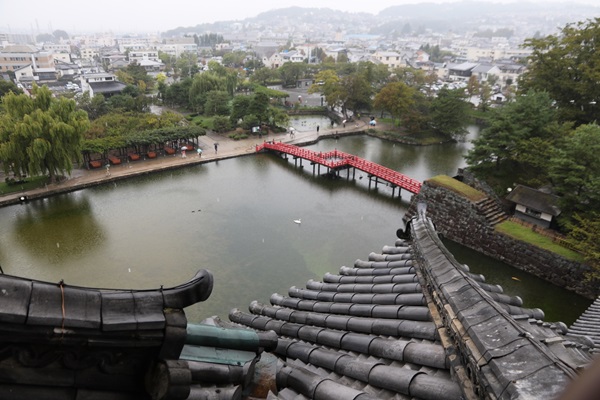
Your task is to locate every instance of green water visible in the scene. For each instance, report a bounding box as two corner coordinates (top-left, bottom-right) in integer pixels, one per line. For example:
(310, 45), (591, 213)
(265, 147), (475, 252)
(0, 132), (591, 324)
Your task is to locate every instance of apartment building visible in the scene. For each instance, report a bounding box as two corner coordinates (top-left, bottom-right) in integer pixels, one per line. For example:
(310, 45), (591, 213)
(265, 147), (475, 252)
(0, 45), (56, 81)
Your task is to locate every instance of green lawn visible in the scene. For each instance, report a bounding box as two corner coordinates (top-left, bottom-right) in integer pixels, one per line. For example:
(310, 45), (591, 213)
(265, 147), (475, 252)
(495, 220), (584, 262)
(427, 175), (488, 202)
(0, 176), (49, 196)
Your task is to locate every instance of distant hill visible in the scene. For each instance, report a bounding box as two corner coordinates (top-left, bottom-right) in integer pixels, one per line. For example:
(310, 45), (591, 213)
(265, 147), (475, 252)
(163, 1), (599, 38)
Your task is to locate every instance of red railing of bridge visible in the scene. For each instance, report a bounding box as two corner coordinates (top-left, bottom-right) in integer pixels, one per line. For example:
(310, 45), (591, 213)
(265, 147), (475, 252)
(256, 142), (422, 194)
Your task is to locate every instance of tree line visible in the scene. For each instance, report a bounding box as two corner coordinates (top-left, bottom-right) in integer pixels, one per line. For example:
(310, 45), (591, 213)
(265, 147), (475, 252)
(1, 18), (598, 270)
(465, 18), (600, 271)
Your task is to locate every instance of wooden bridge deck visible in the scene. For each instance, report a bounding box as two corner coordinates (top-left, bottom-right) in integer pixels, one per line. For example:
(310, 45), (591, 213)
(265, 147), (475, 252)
(257, 141), (422, 194)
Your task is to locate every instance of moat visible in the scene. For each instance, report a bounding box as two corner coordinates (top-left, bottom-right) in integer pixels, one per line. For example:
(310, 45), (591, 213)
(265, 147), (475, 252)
(0, 132), (591, 324)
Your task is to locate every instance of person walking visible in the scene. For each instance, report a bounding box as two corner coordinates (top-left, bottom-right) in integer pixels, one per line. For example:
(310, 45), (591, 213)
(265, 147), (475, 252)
(316, 125), (320, 134)
(197, 148), (202, 158)
(214, 143), (218, 154)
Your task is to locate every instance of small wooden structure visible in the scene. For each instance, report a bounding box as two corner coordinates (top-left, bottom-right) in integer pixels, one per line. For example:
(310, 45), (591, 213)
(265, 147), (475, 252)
(506, 184), (561, 228)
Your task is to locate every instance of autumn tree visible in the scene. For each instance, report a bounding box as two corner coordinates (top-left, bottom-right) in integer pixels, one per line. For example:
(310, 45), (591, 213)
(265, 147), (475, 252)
(0, 85), (89, 182)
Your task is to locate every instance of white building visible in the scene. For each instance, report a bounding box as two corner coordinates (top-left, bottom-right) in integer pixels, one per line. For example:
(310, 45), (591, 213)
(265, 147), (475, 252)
(80, 72), (127, 97)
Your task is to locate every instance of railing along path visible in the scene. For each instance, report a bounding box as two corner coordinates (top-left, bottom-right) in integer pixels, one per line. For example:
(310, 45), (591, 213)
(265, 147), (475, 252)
(257, 141), (422, 194)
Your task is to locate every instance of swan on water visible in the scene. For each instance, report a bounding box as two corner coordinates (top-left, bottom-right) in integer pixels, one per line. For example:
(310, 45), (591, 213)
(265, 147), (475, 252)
(293, 219), (301, 224)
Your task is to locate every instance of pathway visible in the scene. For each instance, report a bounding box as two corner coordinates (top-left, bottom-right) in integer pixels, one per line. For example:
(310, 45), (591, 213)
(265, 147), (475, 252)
(0, 118), (379, 207)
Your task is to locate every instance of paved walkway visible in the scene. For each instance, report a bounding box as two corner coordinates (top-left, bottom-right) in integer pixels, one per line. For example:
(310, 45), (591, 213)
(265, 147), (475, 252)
(0, 119), (374, 207)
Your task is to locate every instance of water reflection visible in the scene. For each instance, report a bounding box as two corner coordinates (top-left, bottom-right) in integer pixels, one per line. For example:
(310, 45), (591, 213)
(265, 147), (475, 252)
(0, 130), (590, 324)
(11, 193), (105, 264)
(443, 239), (591, 325)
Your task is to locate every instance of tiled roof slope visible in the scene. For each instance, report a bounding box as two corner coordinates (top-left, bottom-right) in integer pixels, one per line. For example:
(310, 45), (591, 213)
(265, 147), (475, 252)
(229, 206), (596, 399)
(567, 296), (600, 348)
(0, 270), (279, 400)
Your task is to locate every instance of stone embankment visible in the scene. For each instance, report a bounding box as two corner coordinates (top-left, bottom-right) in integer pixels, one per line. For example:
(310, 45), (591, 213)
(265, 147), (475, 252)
(403, 177), (598, 299)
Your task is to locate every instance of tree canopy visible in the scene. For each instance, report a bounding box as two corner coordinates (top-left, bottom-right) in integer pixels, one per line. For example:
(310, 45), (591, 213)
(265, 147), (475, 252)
(465, 90), (568, 191)
(0, 85), (89, 182)
(549, 124), (600, 226)
(519, 18), (600, 126)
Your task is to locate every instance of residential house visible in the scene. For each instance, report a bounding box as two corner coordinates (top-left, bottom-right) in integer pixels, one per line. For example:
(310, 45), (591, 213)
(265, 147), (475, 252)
(471, 63), (502, 83)
(157, 43), (198, 59)
(373, 51), (404, 69)
(80, 72), (127, 98)
(128, 50), (159, 63)
(80, 47), (100, 62)
(447, 62), (478, 81)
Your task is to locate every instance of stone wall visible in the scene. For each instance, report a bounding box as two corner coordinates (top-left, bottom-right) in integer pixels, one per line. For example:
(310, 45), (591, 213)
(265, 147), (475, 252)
(404, 179), (598, 299)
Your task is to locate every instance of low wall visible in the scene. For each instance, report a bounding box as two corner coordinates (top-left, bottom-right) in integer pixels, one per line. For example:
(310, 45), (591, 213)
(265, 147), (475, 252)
(405, 179), (598, 299)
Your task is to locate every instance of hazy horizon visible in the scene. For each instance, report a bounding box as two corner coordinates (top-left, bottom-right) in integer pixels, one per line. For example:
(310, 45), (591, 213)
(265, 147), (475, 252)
(1, 0), (598, 35)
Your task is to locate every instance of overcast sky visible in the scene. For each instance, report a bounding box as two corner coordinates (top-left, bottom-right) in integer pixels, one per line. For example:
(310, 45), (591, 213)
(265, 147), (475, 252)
(0, 0), (596, 34)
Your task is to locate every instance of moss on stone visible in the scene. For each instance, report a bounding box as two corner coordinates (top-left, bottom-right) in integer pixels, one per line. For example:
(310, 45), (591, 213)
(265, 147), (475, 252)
(427, 175), (487, 202)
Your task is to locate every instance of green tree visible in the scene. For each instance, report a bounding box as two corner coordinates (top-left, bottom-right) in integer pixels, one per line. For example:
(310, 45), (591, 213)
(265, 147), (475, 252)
(465, 90), (566, 192)
(116, 62), (154, 91)
(549, 124), (600, 226)
(76, 92), (108, 120)
(0, 86), (89, 182)
(248, 92), (270, 124)
(222, 51), (247, 68)
(519, 18), (600, 126)
(466, 75), (479, 97)
(250, 67), (277, 86)
(0, 80), (22, 100)
(357, 62), (391, 91)
(212, 115), (231, 133)
(373, 81), (415, 126)
(279, 62), (307, 88)
(189, 72), (225, 113)
(163, 78), (193, 109)
(309, 70), (343, 111)
(204, 90), (230, 116)
(177, 53), (199, 79)
(565, 213), (600, 275)
(230, 95), (252, 124)
(428, 88), (471, 140)
(341, 73), (372, 118)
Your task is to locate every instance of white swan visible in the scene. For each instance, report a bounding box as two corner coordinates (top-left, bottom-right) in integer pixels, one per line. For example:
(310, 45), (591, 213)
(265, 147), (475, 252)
(293, 219), (302, 224)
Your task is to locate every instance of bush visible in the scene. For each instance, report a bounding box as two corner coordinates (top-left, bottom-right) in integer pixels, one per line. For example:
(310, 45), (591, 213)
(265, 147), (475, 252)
(213, 116), (232, 133)
(228, 133), (249, 140)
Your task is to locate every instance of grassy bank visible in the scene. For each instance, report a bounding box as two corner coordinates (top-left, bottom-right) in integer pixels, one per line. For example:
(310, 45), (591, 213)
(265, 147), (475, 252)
(0, 176), (49, 196)
(495, 220), (584, 262)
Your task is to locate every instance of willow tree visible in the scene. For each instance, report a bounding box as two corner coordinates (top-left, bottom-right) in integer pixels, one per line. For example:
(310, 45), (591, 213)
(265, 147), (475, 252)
(0, 85), (89, 182)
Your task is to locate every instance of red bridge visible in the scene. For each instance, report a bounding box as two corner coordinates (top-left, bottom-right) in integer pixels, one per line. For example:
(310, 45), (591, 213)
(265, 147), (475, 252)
(256, 141), (422, 195)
